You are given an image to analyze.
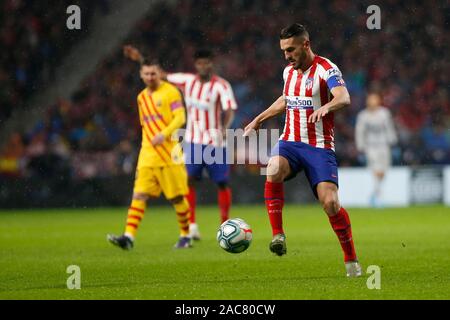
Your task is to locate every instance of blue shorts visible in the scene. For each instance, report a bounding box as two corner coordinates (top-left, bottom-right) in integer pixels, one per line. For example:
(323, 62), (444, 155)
(271, 140), (339, 198)
(183, 143), (230, 184)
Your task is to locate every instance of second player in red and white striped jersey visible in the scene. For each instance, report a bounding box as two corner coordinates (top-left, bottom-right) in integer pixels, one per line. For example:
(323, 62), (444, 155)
(281, 55), (345, 150)
(167, 72), (237, 147)
(122, 46), (237, 241)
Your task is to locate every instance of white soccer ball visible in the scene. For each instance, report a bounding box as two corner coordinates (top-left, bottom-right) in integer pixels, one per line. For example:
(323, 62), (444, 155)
(216, 218), (252, 253)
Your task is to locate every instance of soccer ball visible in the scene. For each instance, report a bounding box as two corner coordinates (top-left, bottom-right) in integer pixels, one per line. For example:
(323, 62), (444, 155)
(217, 218), (252, 253)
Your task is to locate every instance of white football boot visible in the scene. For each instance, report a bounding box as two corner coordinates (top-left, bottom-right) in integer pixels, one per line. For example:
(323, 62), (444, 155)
(269, 233), (287, 256)
(345, 261), (363, 277)
(189, 223), (201, 241)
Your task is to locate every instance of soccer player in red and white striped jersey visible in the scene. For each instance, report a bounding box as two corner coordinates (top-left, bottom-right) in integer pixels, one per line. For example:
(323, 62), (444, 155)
(167, 51), (237, 148)
(124, 47), (237, 240)
(280, 54), (341, 149)
(244, 23), (361, 277)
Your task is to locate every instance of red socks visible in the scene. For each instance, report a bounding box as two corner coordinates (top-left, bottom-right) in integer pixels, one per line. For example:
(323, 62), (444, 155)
(263, 182), (356, 262)
(264, 181), (285, 236)
(328, 207), (357, 262)
(187, 186), (196, 223)
(218, 187), (232, 223)
(188, 186), (232, 224)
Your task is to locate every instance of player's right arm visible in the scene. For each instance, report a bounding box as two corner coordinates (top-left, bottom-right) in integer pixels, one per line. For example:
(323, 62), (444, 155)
(124, 45), (144, 63)
(123, 45), (189, 84)
(243, 95), (285, 136)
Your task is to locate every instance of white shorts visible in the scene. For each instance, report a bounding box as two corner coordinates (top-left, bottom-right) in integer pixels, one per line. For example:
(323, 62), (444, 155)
(366, 147), (391, 173)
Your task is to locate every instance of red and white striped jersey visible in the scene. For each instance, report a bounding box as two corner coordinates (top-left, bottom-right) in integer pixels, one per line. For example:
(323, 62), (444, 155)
(281, 55), (346, 151)
(167, 72), (237, 146)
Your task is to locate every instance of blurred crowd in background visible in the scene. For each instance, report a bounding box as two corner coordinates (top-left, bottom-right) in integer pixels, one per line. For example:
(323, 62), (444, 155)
(0, 0), (110, 123)
(1, 0), (449, 181)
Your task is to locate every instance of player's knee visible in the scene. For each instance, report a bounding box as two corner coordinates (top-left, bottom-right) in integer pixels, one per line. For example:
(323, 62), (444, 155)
(320, 194), (339, 215)
(169, 195), (184, 204)
(133, 193), (149, 202)
(375, 171), (385, 180)
(266, 158), (288, 182)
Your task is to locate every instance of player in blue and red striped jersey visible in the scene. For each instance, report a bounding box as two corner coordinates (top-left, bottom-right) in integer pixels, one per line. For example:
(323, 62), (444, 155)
(244, 23), (361, 277)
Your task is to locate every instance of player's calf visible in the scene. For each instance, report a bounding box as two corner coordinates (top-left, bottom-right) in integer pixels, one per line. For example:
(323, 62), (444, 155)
(217, 183), (232, 223)
(171, 195), (192, 240)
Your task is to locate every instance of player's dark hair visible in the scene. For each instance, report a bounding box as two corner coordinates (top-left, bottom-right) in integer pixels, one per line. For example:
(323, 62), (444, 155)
(193, 48), (213, 60)
(280, 23), (309, 40)
(140, 58), (160, 68)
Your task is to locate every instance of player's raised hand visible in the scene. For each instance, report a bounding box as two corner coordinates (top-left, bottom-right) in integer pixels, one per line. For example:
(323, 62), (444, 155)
(123, 45), (143, 62)
(151, 133), (165, 146)
(243, 119), (260, 137)
(308, 106), (329, 123)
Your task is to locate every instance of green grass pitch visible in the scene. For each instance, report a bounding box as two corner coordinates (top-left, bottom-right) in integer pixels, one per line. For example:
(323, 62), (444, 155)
(0, 205), (449, 300)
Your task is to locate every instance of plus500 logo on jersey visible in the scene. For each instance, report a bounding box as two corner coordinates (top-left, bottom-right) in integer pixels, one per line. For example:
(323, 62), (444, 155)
(286, 96), (314, 109)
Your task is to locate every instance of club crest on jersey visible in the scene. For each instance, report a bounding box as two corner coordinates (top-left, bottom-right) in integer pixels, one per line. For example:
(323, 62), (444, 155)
(156, 99), (162, 107)
(305, 78), (313, 90)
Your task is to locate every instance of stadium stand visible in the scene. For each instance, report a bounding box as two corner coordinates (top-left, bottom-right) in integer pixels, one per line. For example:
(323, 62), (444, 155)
(1, 0), (449, 182)
(0, 0), (111, 124)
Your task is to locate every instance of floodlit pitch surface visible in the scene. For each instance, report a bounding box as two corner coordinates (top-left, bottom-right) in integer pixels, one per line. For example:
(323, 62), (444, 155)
(0, 205), (449, 299)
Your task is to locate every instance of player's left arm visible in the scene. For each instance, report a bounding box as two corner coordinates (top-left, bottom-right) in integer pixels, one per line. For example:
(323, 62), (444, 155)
(152, 91), (186, 146)
(219, 81), (238, 134)
(308, 65), (350, 123)
(223, 109), (235, 130)
(308, 85), (351, 123)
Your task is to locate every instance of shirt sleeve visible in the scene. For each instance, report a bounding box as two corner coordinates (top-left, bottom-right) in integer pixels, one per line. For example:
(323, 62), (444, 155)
(217, 80), (238, 111)
(282, 66), (291, 96)
(322, 64), (346, 90)
(160, 88), (186, 138)
(283, 66), (290, 82)
(167, 73), (194, 87)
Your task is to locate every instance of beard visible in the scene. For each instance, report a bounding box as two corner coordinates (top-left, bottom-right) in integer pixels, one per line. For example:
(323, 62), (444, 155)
(294, 51), (307, 69)
(146, 81), (159, 90)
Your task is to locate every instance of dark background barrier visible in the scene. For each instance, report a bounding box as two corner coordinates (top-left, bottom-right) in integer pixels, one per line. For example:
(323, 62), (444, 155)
(0, 171), (316, 209)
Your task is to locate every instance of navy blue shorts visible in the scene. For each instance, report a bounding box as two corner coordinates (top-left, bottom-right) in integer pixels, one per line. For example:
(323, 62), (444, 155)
(183, 143), (230, 184)
(271, 140), (339, 198)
